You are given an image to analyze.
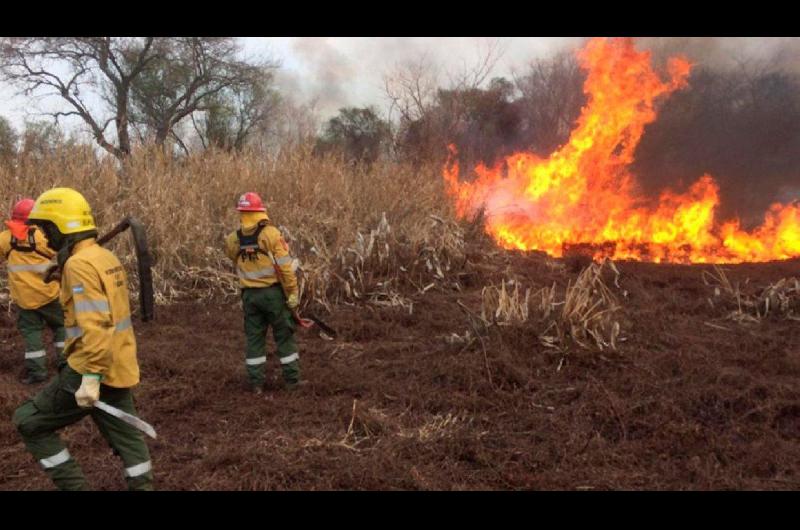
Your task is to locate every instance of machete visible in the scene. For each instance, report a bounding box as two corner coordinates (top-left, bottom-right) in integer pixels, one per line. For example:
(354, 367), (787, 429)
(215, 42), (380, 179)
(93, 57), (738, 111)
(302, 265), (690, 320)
(93, 400), (158, 440)
(65, 386), (157, 439)
(305, 313), (338, 338)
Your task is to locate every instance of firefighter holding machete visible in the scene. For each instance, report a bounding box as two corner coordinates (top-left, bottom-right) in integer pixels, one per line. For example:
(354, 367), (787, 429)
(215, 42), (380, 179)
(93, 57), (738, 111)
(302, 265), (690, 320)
(12, 187), (154, 491)
(225, 192), (307, 394)
(0, 198), (66, 384)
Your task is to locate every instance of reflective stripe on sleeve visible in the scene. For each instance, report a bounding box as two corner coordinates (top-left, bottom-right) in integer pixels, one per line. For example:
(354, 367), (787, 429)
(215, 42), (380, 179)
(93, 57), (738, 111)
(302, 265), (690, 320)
(280, 353), (299, 365)
(275, 256), (300, 272)
(24, 349), (46, 359)
(237, 266), (276, 280)
(74, 299), (110, 313)
(124, 460), (152, 478)
(65, 326), (83, 339)
(246, 356), (267, 366)
(7, 263), (51, 273)
(115, 317), (132, 332)
(54, 342), (65, 348)
(40, 448), (71, 469)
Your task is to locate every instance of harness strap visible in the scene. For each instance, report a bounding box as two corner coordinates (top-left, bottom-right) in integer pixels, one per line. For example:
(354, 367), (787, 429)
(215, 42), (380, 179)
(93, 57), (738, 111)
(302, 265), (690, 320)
(8, 227), (51, 260)
(236, 221), (271, 262)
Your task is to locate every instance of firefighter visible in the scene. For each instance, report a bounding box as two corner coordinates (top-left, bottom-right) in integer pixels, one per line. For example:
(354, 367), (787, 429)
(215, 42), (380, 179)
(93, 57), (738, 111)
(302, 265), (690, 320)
(12, 187), (154, 491)
(224, 192), (304, 393)
(0, 198), (66, 384)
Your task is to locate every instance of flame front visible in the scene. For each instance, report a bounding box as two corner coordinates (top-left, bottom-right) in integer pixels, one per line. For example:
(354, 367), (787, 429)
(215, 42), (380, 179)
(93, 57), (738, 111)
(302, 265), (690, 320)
(443, 37), (800, 263)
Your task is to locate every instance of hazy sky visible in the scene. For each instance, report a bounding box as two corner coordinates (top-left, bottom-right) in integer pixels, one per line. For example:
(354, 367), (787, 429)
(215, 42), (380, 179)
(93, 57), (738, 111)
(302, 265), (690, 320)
(244, 37), (585, 116)
(1, 37), (797, 135)
(0, 37), (584, 133)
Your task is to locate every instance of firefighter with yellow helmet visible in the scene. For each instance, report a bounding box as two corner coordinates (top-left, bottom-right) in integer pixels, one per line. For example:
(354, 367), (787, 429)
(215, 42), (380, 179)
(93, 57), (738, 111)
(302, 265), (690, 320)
(225, 192), (304, 393)
(0, 198), (66, 383)
(12, 187), (154, 491)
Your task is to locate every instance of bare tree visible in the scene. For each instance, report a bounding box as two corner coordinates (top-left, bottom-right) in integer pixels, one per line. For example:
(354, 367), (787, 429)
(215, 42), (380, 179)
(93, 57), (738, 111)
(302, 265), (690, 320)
(190, 67), (281, 152)
(448, 37), (509, 91)
(382, 39), (511, 165)
(0, 115), (17, 164)
(512, 51), (586, 154)
(270, 97), (321, 152)
(383, 52), (441, 124)
(0, 37), (159, 160)
(128, 38), (279, 152)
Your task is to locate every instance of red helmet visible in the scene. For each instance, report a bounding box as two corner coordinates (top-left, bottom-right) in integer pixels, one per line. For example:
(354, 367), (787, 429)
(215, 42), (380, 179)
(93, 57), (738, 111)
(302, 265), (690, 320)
(11, 198), (35, 221)
(237, 192), (266, 212)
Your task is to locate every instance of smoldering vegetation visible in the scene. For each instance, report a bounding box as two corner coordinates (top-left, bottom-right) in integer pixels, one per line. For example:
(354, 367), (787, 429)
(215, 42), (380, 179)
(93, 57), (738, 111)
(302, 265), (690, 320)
(385, 37), (800, 224)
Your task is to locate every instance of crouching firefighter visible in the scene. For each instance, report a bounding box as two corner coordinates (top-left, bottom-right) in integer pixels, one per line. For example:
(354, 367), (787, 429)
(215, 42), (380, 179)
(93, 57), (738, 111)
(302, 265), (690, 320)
(12, 187), (154, 491)
(0, 198), (66, 384)
(225, 192), (305, 393)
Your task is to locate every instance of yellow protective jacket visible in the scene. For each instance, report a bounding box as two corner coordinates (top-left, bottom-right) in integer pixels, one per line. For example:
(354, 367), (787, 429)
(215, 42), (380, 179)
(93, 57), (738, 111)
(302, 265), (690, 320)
(0, 227), (59, 310)
(224, 214), (299, 296)
(62, 239), (139, 388)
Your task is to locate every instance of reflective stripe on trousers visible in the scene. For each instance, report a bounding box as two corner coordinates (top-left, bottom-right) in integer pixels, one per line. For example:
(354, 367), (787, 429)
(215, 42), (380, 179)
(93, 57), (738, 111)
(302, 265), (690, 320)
(40, 448), (71, 469)
(280, 353), (299, 364)
(246, 356), (267, 366)
(124, 460), (152, 478)
(25, 349), (46, 359)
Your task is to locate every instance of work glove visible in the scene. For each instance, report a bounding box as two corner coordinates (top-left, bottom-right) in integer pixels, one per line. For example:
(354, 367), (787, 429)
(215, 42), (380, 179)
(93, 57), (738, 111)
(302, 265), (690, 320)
(75, 374), (101, 408)
(286, 292), (299, 310)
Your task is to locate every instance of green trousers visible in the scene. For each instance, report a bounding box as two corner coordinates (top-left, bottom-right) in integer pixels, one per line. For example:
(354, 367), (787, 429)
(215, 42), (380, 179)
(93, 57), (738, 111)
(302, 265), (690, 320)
(12, 363), (154, 491)
(242, 285), (300, 388)
(17, 300), (66, 382)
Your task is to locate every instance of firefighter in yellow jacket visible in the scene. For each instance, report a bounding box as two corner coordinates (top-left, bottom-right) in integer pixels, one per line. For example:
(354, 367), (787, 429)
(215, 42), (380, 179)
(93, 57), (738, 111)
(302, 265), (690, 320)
(0, 198), (65, 383)
(225, 192), (304, 393)
(12, 187), (153, 491)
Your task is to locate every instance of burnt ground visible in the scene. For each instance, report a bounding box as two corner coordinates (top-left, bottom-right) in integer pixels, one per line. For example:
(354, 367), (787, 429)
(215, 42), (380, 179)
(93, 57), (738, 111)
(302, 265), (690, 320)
(1, 255), (799, 490)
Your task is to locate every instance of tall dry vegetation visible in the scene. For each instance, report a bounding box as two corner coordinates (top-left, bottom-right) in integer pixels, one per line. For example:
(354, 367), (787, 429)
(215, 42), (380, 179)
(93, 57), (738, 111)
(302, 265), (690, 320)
(0, 144), (466, 314)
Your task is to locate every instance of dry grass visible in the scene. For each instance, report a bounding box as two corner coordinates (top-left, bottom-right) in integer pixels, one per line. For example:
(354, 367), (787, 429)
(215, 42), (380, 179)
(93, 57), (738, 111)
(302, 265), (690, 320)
(479, 259), (625, 353)
(704, 265), (800, 324)
(554, 259), (623, 351)
(480, 279), (531, 325)
(0, 144), (463, 313)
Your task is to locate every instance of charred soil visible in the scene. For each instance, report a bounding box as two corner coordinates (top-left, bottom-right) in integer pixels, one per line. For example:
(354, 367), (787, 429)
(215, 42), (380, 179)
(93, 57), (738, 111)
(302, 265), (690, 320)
(1, 255), (799, 490)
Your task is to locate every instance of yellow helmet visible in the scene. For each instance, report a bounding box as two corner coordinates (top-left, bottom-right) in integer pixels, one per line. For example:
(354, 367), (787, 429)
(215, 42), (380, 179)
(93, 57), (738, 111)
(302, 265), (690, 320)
(28, 187), (96, 235)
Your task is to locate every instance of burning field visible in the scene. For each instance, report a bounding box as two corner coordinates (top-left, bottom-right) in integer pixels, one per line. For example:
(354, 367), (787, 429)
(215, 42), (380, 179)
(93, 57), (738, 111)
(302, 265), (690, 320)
(444, 38), (799, 264)
(0, 37), (799, 490)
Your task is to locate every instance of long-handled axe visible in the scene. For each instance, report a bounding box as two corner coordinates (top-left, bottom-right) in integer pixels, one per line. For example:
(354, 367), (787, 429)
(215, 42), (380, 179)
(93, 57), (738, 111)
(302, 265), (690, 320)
(44, 216), (155, 322)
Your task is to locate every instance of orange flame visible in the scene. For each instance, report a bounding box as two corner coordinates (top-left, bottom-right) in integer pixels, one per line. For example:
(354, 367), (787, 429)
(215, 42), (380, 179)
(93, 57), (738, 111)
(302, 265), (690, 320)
(443, 37), (800, 263)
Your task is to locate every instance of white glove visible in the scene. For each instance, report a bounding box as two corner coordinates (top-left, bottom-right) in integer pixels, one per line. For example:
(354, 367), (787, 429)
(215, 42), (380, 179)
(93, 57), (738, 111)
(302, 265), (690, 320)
(75, 374), (101, 408)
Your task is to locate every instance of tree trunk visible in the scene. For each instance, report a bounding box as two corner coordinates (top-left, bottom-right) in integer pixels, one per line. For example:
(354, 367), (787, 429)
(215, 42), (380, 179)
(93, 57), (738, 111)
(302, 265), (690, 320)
(116, 91), (132, 157)
(155, 126), (170, 155)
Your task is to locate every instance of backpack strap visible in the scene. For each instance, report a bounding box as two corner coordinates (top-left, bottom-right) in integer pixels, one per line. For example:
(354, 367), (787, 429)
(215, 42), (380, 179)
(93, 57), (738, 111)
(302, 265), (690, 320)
(236, 220), (271, 262)
(9, 227), (52, 260)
